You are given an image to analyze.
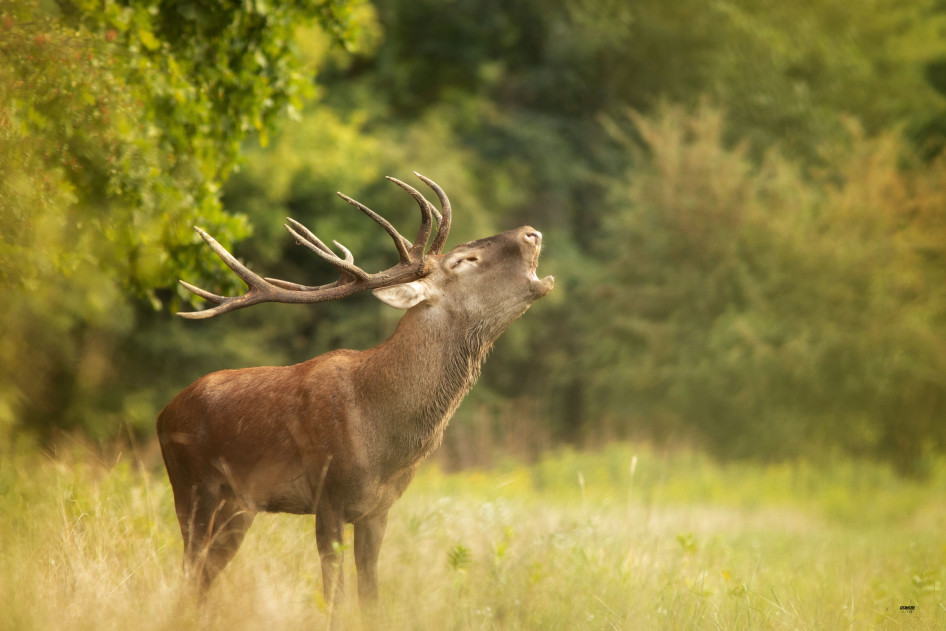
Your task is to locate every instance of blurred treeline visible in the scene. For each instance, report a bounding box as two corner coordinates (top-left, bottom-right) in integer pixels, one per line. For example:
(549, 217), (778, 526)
(2, 0), (945, 475)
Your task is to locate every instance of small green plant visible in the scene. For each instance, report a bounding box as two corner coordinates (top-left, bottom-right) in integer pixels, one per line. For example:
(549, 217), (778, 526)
(676, 533), (698, 555)
(447, 543), (472, 572)
(493, 526), (514, 563)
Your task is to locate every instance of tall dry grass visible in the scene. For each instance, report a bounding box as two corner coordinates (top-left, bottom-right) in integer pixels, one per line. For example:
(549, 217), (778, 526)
(1, 440), (944, 630)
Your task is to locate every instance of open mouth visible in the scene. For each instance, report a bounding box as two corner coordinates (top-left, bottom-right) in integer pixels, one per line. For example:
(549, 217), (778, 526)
(521, 228), (553, 297)
(527, 248), (542, 280)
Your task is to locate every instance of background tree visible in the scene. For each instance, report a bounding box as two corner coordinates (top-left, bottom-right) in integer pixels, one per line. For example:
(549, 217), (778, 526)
(4, 0), (945, 475)
(0, 0), (359, 442)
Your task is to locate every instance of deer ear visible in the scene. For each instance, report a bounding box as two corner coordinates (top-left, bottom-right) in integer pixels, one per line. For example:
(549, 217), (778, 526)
(372, 280), (433, 310)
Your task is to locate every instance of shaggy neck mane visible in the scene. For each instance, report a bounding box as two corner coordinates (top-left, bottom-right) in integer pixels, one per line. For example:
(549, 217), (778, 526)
(357, 305), (505, 473)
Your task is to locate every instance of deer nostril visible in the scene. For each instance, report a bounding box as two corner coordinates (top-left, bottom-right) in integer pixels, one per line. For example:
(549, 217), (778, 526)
(524, 231), (542, 245)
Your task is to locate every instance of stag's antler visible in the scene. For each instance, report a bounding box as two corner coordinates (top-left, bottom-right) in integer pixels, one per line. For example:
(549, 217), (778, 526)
(177, 172), (452, 319)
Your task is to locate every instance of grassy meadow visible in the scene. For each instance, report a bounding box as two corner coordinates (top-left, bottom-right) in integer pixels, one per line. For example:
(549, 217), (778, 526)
(1, 440), (944, 630)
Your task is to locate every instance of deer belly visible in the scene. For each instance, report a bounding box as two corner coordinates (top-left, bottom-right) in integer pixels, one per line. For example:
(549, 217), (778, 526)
(259, 493), (315, 514)
(231, 460), (320, 514)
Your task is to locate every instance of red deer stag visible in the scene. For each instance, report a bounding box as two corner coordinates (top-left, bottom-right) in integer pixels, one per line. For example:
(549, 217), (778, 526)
(157, 173), (553, 612)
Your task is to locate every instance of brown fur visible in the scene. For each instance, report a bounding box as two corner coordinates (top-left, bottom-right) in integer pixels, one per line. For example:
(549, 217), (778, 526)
(157, 226), (553, 609)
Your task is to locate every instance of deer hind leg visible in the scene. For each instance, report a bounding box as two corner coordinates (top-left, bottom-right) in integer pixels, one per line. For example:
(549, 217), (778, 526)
(175, 482), (255, 596)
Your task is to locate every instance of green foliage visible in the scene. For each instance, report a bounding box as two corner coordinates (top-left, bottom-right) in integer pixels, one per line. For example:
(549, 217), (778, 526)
(0, 0), (358, 442)
(585, 104), (946, 471)
(62, 0), (358, 175)
(355, 0), (946, 160)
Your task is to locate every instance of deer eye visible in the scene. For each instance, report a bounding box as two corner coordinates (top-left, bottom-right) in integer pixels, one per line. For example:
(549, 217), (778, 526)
(451, 255), (480, 270)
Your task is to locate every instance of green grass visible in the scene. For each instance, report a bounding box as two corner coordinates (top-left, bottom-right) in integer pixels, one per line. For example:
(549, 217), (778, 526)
(1, 440), (944, 630)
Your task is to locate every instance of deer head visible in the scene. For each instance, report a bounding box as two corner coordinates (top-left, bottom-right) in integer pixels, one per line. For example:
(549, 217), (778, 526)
(373, 227), (553, 333)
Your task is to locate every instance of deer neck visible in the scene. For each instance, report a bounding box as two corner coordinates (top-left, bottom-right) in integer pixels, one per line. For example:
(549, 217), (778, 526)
(356, 305), (497, 470)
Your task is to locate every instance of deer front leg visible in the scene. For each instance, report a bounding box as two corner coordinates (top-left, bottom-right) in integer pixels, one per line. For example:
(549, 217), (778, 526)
(315, 504), (345, 612)
(354, 512), (388, 604)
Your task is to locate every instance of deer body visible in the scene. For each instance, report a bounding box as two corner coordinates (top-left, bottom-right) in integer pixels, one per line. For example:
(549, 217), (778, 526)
(157, 177), (552, 611)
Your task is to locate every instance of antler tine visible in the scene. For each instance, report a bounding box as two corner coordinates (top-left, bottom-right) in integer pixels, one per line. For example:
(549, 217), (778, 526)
(413, 172), (452, 254)
(333, 240), (355, 264)
(337, 192), (413, 262)
(284, 219), (368, 281)
(189, 227), (270, 291)
(283, 220), (353, 265)
(178, 227), (297, 319)
(386, 176), (433, 259)
(179, 280), (224, 303)
(263, 277), (334, 291)
(282, 216), (334, 256)
(176, 287), (263, 319)
(384, 176), (441, 223)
